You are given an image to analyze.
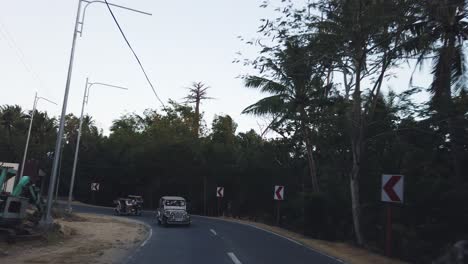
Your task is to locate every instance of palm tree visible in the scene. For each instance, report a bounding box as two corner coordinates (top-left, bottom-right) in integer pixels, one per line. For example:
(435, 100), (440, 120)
(0, 105), (26, 160)
(30, 110), (57, 161)
(242, 40), (325, 193)
(184, 82), (212, 138)
(406, 0), (468, 181)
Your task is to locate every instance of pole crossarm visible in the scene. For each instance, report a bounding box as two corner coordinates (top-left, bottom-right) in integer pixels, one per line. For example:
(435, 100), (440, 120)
(37, 97), (58, 106)
(78, 0), (152, 36)
(85, 82), (129, 104)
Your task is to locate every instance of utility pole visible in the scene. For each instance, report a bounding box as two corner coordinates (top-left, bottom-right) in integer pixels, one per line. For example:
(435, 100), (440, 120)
(66, 79), (88, 211)
(42, 0), (151, 226)
(67, 78), (128, 212)
(54, 137), (66, 203)
(43, 0), (82, 226)
(17, 93), (56, 185)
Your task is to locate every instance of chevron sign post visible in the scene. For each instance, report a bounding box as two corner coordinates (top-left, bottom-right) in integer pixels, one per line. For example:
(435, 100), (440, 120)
(216, 187), (224, 217)
(381, 174), (404, 258)
(274, 185), (285, 226)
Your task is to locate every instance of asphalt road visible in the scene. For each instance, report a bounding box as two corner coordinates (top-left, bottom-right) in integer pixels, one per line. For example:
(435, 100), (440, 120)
(72, 204), (341, 264)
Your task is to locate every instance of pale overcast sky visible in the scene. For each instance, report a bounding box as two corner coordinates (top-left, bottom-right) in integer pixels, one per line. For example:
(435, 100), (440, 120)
(0, 0), (431, 136)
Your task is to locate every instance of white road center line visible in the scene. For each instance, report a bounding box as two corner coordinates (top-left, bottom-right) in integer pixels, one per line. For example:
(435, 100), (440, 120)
(210, 229), (217, 236)
(227, 252), (242, 264)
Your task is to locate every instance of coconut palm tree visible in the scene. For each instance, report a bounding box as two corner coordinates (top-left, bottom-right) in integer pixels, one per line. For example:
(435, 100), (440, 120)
(30, 110), (57, 160)
(406, 0), (468, 181)
(184, 82), (212, 138)
(242, 40), (326, 193)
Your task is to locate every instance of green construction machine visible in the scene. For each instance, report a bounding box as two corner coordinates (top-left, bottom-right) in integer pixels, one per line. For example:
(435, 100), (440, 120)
(0, 166), (45, 227)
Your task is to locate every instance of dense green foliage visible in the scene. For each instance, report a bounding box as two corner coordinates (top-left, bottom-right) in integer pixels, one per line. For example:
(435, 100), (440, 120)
(1, 0), (468, 262)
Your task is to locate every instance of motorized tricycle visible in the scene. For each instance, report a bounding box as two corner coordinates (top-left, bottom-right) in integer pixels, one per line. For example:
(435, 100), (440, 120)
(114, 198), (141, 216)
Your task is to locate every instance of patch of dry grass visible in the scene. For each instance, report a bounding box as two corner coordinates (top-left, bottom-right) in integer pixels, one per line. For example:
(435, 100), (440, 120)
(0, 213), (148, 264)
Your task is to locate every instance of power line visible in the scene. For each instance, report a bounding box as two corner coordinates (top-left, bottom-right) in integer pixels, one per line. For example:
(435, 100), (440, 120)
(0, 18), (45, 91)
(103, 0), (166, 108)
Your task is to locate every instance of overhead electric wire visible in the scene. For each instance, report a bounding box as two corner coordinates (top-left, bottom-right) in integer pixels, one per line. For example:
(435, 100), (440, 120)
(0, 18), (45, 91)
(103, 0), (166, 109)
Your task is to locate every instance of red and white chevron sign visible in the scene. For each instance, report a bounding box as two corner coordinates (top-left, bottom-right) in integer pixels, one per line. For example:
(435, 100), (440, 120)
(274, 185), (284, 200)
(91, 182), (100, 191)
(216, 187), (224, 198)
(381, 175), (404, 203)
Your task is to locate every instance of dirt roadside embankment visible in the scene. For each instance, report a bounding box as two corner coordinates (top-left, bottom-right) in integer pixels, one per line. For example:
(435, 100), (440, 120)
(0, 213), (149, 264)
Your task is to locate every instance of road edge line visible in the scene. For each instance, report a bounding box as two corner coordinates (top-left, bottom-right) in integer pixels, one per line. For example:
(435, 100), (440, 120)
(195, 215), (346, 264)
(120, 219), (152, 263)
(141, 227), (153, 247)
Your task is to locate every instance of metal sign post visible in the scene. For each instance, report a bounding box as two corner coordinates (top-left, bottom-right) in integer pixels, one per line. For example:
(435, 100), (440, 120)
(386, 204), (393, 256)
(381, 174), (404, 257)
(276, 200), (281, 226)
(90, 182), (99, 205)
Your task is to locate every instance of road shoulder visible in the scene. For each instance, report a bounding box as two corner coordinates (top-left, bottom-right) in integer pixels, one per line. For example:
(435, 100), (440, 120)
(0, 213), (149, 264)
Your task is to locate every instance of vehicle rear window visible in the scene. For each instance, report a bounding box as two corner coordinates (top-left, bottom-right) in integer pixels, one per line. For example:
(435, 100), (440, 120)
(165, 200), (185, 207)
